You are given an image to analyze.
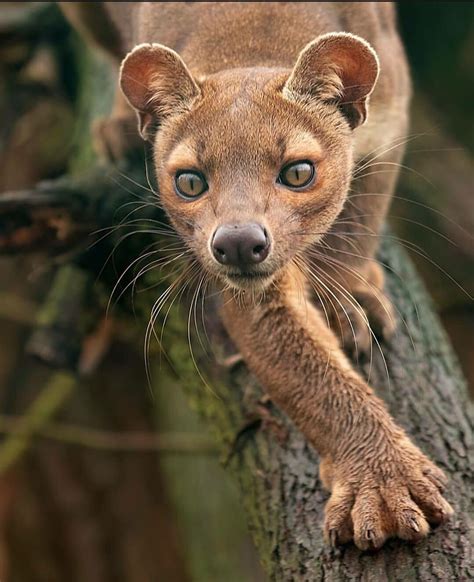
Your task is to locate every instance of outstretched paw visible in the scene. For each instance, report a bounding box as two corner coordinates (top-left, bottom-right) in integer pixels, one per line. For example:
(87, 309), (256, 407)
(322, 441), (453, 550)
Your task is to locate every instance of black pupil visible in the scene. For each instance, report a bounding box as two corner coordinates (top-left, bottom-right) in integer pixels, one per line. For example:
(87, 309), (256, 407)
(282, 162), (313, 188)
(178, 173), (203, 196)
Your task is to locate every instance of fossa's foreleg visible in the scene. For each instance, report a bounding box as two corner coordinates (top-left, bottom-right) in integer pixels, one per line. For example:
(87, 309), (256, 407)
(222, 266), (452, 549)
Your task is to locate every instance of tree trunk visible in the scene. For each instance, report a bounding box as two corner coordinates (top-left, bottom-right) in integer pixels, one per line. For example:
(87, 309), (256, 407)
(181, 240), (473, 581)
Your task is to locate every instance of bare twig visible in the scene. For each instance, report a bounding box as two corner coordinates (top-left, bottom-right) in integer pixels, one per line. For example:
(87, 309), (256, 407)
(0, 415), (217, 454)
(0, 371), (77, 473)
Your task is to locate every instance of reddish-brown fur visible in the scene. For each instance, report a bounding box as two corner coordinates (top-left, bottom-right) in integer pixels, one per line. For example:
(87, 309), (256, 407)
(60, 2), (453, 550)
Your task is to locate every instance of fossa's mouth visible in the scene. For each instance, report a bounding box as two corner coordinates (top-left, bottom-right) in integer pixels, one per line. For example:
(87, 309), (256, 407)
(225, 270), (275, 290)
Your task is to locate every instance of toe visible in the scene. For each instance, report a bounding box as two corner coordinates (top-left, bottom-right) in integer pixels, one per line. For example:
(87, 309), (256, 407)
(343, 308), (371, 360)
(354, 288), (396, 342)
(409, 477), (454, 525)
(351, 488), (389, 550)
(422, 463), (449, 492)
(327, 300), (372, 359)
(382, 484), (430, 542)
(324, 482), (354, 547)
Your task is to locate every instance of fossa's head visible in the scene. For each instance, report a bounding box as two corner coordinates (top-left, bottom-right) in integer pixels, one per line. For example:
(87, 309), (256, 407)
(120, 33), (379, 290)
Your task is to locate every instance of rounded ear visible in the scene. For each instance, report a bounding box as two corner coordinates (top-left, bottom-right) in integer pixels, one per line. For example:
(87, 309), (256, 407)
(120, 43), (200, 140)
(284, 33), (379, 129)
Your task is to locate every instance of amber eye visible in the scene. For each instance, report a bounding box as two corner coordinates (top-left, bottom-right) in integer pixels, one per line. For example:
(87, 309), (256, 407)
(175, 171), (208, 199)
(278, 161), (316, 190)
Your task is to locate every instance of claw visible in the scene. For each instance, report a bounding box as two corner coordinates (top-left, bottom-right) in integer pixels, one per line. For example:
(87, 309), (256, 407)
(329, 528), (338, 547)
(409, 518), (420, 533)
(365, 529), (376, 548)
(435, 507), (449, 522)
(221, 352), (244, 369)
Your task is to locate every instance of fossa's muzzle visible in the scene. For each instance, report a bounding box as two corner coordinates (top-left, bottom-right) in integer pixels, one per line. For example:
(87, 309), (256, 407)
(211, 223), (270, 270)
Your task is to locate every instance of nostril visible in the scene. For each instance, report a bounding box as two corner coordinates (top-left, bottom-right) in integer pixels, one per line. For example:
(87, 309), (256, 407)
(213, 244), (227, 264)
(254, 229), (270, 254)
(251, 228), (270, 262)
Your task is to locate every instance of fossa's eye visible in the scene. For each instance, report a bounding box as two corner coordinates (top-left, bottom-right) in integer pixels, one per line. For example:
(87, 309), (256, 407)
(175, 171), (208, 199)
(278, 161), (316, 190)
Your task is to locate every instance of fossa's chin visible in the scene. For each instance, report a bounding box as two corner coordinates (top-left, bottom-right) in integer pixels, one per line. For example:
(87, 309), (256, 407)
(223, 270), (276, 292)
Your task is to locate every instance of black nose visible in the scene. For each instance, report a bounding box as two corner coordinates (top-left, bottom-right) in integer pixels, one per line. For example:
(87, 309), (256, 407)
(212, 223), (270, 268)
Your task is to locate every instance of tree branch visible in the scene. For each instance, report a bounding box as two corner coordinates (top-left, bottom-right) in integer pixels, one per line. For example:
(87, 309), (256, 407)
(0, 415), (216, 454)
(0, 371), (77, 474)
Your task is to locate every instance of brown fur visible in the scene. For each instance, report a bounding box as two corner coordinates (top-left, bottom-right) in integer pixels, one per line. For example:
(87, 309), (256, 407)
(60, 2), (453, 550)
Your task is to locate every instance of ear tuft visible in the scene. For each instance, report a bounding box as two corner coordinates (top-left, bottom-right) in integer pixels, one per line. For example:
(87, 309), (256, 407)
(120, 43), (200, 140)
(284, 33), (379, 129)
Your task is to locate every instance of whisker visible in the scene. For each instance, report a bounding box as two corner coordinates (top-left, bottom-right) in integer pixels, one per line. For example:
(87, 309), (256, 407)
(307, 246), (418, 357)
(306, 239), (422, 324)
(354, 161), (435, 189)
(117, 170), (156, 196)
(347, 191), (474, 242)
(144, 152), (159, 196)
(306, 261), (391, 387)
(300, 257), (364, 364)
(186, 272), (218, 396)
(293, 255), (343, 342)
(354, 132), (427, 176)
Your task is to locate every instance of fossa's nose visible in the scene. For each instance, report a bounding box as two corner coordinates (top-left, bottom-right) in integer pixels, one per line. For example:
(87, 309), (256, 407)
(212, 223), (270, 268)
